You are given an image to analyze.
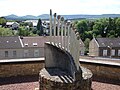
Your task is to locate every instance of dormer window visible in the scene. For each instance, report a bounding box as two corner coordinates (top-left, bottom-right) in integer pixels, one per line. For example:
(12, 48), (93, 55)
(102, 43), (105, 45)
(33, 43), (37, 46)
(24, 43), (28, 46)
(110, 43), (113, 45)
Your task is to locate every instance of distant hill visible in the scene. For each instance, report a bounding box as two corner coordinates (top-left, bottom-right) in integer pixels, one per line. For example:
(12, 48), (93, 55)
(37, 14), (49, 19)
(3, 14), (120, 20)
(4, 14), (20, 20)
(21, 15), (37, 20)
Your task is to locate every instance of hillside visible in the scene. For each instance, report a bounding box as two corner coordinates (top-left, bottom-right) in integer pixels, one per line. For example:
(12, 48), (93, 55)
(3, 14), (120, 20)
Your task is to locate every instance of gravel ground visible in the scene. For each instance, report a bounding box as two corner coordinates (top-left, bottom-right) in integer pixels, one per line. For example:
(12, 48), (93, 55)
(0, 76), (120, 90)
(92, 81), (120, 90)
(0, 82), (38, 90)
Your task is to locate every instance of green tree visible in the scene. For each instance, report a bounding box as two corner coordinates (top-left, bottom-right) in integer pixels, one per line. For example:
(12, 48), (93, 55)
(76, 20), (88, 41)
(115, 18), (120, 37)
(0, 27), (14, 36)
(84, 38), (90, 55)
(84, 31), (93, 40)
(0, 17), (6, 26)
(76, 20), (88, 33)
(18, 27), (30, 36)
(93, 18), (109, 37)
(37, 19), (43, 36)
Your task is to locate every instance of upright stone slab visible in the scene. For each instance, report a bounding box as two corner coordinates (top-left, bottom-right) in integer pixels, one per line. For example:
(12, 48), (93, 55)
(39, 43), (92, 90)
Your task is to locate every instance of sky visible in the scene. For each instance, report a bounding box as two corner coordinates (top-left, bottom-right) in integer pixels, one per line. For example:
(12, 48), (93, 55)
(0, 0), (120, 16)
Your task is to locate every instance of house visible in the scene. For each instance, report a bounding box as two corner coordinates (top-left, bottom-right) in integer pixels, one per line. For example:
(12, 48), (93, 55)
(0, 36), (49, 59)
(24, 20), (38, 30)
(20, 36), (85, 56)
(20, 36), (48, 58)
(6, 22), (19, 30)
(0, 36), (85, 59)
(0, 36), (23, 59)
(89, 38), (120, 58)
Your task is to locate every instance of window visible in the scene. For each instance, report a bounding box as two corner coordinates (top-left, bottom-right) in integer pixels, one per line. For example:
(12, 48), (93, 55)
(111, 49), (115, 56)
(118, 50), (120, 56)
(103, 50), (107, 56)
(24, 43), (28, 46)
(24, 50), (29, 57)
(34, 49), (39, 57)
(5, 51), (8, 57)
(33, 43), (37, 46)
(13, 51), (17, 57)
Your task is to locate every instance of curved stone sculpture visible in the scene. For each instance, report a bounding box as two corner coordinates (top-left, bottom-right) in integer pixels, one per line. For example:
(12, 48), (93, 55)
(39, 9), (92, 90)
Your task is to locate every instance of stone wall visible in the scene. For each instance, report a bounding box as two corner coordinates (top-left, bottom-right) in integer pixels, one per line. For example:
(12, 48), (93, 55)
(39, 68), (92, 90)
(0, 57), (120, 87)
(0, 59), (120, 84)
(80, 61), (120, 83)
(0, 60), (44, 78)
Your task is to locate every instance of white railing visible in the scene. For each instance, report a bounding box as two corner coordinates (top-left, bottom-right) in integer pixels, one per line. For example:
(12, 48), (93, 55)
(49, 9), (80, 71)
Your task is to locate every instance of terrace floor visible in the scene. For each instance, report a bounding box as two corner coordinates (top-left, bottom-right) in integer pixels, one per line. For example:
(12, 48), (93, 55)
(0, 75), (120, 90)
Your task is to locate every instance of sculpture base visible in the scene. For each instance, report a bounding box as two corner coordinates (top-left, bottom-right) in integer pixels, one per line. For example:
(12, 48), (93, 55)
(39, 68), (92, 90)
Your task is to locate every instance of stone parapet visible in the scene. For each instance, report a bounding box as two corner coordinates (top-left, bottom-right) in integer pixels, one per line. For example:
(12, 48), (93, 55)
(80, 60), (120, 83)
(0, 60), (44, 78)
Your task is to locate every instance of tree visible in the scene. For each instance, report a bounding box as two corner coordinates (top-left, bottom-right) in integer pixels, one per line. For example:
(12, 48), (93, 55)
(18, 27), (30, 36)
(92, 18), (109, 37)
(37, 19), (43, 36)
(115, 18), (120, 37)
(0, 27), (14, 36)
(76, 20), (88, 41)
(84, 31), (93, 40)
(0, 17), (6, 26)
(76, 20), (88, 33)
(84, 38), (90, 55)
(87, 21), (94, 31)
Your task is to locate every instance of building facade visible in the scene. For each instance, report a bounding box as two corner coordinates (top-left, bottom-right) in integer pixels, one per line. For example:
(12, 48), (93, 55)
(0, 36), (85, 59)
(6, 22), (19, 30)
(89, 38), (120, 58)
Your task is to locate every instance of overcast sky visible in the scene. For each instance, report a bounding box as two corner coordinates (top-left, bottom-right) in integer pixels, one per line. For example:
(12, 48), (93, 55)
(0, 0), (120, 16)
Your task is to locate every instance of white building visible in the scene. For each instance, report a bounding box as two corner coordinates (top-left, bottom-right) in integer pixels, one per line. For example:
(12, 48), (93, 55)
(6, 22), (19, 30)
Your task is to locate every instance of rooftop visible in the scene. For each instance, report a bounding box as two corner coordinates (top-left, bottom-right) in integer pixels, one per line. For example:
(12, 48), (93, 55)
(96, 38), (120, 47)
(0, 36), (22, 49)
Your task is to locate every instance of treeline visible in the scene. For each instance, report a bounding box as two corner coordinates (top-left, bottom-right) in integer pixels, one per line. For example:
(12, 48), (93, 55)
(74, 17), (120, 54)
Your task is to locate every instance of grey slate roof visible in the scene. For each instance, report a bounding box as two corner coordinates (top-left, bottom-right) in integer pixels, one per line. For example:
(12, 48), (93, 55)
(0, 36), (85, 49)
(96, 38), (120, 47)
(0, 36), (22, 49)
(21, 36), (49, 48)
(21, 36), (85, 48)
